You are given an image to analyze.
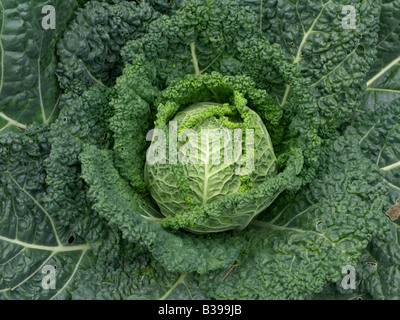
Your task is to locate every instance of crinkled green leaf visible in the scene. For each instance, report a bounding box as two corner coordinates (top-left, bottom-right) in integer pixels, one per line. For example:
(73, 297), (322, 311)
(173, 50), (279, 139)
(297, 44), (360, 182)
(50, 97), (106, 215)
(347, 2), (400, 299)
(307, 99), (400, 300)
(352, 98), (400, 300)
(68, 259), (207, 300)
(57, 0), (159, 94)
(43, 85), (127, 259)
(240, 0), (380, 137)
(362, 0), (400, 110)
(0, 126), (93, 299)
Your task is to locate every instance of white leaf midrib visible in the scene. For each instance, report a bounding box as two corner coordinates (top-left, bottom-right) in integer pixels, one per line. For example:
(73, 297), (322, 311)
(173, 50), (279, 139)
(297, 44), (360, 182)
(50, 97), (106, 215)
(8, 173), (63, 246)
(4, 172), (90, 252)
(0, 235), (90, 252)
(159, 273), (188, 300)
(293, 1), (329, 64)
(367, 54), (400, 88)
(0, 112), (27, 130)
(381, 160), (400, 172)
(50, 250), (88, 300)
(1, 169), (90, 297)
(190, 42), (200, 75)
(37, 33), (47, 125)
(366, 88), (400, 93)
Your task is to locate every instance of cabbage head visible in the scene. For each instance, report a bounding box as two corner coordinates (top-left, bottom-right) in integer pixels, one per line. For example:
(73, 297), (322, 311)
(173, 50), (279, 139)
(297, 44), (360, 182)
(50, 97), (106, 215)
(144, 74), (279, 233)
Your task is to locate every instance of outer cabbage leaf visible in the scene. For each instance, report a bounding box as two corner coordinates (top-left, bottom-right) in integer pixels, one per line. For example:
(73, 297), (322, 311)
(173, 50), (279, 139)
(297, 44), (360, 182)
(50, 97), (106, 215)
(362, 0), (400, 110)
(352, 99), (400, 300)
(67, 260), (206, 300)
(343, 2), (400, 300)
(72, 265), (206, 300)
(0, 126), (93, 299)
(43, 85), (127, 259)
(240, 0), (380, 137)
(313, 98), (400, 300)
(309, 1), (400, 298)
(56, 0), (159, 94)
(0, 0), (86, 132)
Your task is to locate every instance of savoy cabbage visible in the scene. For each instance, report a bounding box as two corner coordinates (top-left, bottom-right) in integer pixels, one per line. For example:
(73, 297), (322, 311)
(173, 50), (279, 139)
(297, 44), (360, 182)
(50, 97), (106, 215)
(0, 0), (399, 300)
